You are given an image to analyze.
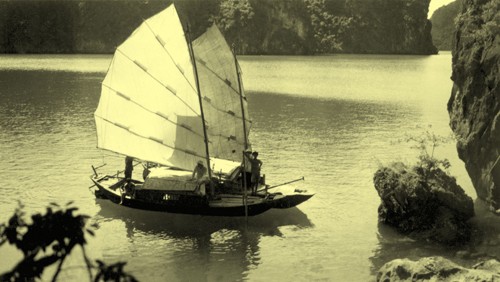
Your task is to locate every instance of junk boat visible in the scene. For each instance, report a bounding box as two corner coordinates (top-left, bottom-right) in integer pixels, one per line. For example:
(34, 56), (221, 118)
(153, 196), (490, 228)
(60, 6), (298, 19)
(90, 4), (313, 216)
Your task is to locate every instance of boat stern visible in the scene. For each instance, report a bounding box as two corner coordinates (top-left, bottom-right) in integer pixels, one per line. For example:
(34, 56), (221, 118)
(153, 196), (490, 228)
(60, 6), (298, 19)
(267, 184), (314, 209)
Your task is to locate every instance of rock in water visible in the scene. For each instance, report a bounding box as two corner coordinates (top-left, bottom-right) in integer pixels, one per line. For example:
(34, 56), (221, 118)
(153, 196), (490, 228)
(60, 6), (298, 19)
(373, 163), (474, 245)
(448, 0), (500, 211)
(377, 256), (500, 282)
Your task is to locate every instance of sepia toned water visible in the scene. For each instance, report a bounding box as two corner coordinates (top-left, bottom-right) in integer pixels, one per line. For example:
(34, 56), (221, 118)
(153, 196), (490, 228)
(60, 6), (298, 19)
(0, 53), (498, 281)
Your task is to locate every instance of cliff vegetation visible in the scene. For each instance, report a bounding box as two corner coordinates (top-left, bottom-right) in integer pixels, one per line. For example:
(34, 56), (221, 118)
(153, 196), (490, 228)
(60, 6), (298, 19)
(430, 0), (461, 50)
(0, 0), (437, 55)
(448, 0), (500, 212)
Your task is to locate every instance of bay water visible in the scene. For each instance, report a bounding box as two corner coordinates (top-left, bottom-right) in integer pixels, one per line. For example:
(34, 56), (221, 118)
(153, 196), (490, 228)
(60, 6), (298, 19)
(0, 53), (498, 281)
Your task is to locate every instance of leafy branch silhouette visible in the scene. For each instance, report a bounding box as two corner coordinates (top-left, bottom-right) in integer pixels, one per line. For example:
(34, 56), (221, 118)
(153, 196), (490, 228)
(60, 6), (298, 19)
(0, 202), (137, 282)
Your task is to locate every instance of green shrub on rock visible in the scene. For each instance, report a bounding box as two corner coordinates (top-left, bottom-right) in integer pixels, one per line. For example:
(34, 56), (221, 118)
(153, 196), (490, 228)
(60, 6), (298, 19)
(374, 127), (474, 245)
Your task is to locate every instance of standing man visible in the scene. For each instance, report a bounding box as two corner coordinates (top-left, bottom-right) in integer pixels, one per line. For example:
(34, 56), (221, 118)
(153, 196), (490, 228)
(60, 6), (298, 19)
(124, 156), (134, 180)
(121, 156), (134, 204)
(244, 151), (263, 195)
(243, 149), (253, 188)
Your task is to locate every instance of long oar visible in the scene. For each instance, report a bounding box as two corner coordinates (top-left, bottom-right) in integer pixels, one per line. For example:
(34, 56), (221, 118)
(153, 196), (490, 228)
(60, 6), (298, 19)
(257, 177), (305, 193)
(89, 161), (141, 189)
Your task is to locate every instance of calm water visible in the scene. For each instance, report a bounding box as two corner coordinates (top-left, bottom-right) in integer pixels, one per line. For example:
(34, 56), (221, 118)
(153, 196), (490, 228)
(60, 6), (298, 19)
(0, 53), (498, 281)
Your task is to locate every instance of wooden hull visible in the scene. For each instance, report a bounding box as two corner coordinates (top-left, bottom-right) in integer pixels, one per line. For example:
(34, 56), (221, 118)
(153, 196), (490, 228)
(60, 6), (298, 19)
(91, 174), (314, 217)
(91, 176), (273, 216)
(269, 194), (315, 209)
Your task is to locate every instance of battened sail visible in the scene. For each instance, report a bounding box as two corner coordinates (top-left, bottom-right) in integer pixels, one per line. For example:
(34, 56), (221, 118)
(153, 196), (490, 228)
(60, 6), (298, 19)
(193, 25), (251, 162)
(95, 5), (206, 171)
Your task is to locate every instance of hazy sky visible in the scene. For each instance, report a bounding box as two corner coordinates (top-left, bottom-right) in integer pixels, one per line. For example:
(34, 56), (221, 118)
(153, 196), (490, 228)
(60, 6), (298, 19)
(428, 0), (456, 18)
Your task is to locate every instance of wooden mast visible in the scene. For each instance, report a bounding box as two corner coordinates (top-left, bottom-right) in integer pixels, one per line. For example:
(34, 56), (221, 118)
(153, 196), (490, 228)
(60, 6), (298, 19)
(233, 45), (249, 219)
(233, 46), (248, 149)
(186, 25), (212, 181)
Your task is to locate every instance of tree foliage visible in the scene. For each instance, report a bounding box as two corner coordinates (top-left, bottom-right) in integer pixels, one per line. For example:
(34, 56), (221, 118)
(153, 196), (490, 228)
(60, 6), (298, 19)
(0, 1), (76, 53)
(0, 0), (437, 55)
(304, 0), (354, 53)
(0, 203), (137, 282)
(454, 0), (500, 45)
(213, 0), (254, 32)
(211, 0), (255, 53)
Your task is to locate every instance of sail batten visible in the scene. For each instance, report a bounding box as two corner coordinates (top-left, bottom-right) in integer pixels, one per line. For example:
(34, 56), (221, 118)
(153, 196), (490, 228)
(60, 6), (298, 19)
(195, 57), (240, 96)
(102, 83), (206, 139)
(96, 115), (207, 161)
(115, 48), (200, 116)
(95, 5), (251, 169)
(115, 91), (130, 100)
(134, 60), (148, 72)
(143, 19), (194, 93)
(193, 25), (251, 161)
(95, 5), (207, 170)
(155, 34), (166, 46)
(201, 94), (251, 122)
(166, 85), (177, 95)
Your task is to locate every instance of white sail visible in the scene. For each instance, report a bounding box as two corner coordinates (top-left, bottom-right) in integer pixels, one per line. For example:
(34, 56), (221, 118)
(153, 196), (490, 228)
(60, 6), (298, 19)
(193, 25), (251, 162)
(95, 5), (206, 171)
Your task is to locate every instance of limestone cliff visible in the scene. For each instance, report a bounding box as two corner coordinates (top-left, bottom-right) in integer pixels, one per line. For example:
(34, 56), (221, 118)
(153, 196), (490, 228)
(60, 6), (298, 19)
(212, 0), (313, 55)
(341, 0), (437, 54)
(448, 0), (500, 211)
(0, 0), (437, 55)
(430, 0), (461, 50)
(228, 0), (438, 55)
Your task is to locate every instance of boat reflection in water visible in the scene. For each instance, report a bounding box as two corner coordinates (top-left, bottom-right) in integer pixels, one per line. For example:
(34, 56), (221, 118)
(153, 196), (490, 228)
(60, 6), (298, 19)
(94, 199), (313, 281)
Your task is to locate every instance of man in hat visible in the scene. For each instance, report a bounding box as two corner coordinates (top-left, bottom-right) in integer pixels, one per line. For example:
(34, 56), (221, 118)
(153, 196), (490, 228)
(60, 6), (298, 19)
(192, 160), (207, 183)
(192, 160), (214, 198)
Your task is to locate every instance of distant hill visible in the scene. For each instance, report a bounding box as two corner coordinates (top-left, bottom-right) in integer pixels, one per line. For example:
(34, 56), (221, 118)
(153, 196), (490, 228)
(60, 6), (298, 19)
(0, 0), (437, 55)
(430, 0), (461, 50)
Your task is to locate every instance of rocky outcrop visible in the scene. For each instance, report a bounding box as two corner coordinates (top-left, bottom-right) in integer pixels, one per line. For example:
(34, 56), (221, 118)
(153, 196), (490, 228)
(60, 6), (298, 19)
(430, 0), (461, 50)
(448, 0), (500, 212)
(377, 256), (500, 281)
(373, 162), (474, 245)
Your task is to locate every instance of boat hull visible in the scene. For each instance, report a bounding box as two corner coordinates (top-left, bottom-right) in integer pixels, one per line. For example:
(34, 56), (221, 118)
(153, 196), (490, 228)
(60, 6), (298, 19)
(266, 184), (315, 209)
(269, 194), (315, 209)
(91, 176), (272, 217)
